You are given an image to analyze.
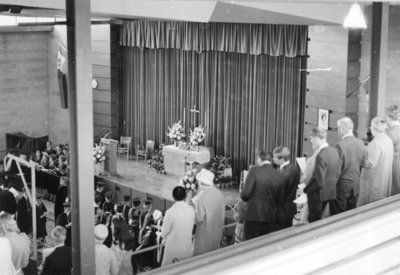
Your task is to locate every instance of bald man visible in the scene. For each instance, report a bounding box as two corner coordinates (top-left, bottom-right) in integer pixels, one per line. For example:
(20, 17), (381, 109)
(330, 117), (365, 215)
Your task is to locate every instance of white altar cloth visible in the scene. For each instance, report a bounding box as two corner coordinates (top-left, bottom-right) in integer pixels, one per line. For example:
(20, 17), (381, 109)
(163, 145), (210, 176)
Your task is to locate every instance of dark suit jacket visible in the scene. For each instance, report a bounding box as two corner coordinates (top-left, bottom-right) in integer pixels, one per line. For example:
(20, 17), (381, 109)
(304, 146), (341, 202)
(17, 196), (31, 234)
(280, 163), (301, 222)
(54, 185), (69, 221)
(41, 245), (72, 275)
(240, 163), (284, 223)
(336, 136), (365, 197)
(0, 189), (17, 214)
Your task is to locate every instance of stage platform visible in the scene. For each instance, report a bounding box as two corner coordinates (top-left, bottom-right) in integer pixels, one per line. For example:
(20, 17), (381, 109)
(96, 156), (240, 212)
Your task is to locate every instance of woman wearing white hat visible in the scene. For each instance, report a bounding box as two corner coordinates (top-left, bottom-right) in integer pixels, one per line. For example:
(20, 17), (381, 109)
(191, 168), (225, 256)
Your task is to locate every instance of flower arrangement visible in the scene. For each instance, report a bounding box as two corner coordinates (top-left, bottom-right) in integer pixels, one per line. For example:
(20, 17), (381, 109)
(209, 156), (235, 188)
(179, 168), (199, 192)
(93, 143), (106, 164)
(147, 146), (166, 174)
(167, 120), (186, 145)
(189, 125), (206, 146)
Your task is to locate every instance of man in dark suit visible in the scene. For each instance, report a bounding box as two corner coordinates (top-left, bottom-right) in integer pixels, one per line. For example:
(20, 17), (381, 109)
(122, 195), (131, 222)
(94, 181), (106, 209)
(273, 146), (301, 228)
(56, 200), (71, 229)
(240, 149), (285, 240)
(54, 177), (70, 221)
(304, 127), (341, 222)
(0, 175), (17, 215)
(330, 117), (365, 215)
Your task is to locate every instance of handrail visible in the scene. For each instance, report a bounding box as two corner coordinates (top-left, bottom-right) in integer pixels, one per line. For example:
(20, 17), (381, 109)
(130, 222), (237, 257)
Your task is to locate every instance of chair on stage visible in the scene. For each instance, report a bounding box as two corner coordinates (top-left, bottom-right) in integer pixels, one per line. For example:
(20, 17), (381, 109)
(137, 140), (155, 162)
(116, 136), (132, 160)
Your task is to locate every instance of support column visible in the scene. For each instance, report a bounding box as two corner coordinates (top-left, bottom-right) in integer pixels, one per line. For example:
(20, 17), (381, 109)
(369, 2), (389, 119)
(66, 0), (95, 274)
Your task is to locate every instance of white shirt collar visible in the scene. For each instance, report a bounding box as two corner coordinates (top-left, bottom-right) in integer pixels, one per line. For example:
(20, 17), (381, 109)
(259, 160), (271, 166)
(342, 132), (354, 139)
(280, 161), (290, 170)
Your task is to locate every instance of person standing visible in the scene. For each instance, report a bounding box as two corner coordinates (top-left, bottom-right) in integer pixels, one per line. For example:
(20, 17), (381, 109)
(122, 195), (131, 222)
(95, 224), (119, 275)
(273, 146), (300, 228)
(385, 105), (400, 195)
(330, 117), (365, 215)
(358, 118), (394, 206)
(95, 181), (106, 209)
(191, 169), (225, 256)
(14, 183), (31, 235)
(161, 186), (195, 266)
(0, 176), (17, 216)
(304, 127), (340, 222)
(240, 149), (284, 240)
(54, 177), (70, 222)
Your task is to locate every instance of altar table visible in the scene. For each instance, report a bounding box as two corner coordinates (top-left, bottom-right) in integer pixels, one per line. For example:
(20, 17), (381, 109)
(163, 145), (210, 176)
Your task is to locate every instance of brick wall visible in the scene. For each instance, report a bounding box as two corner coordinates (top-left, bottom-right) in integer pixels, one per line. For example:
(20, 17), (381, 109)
(0, 28), (50, 156)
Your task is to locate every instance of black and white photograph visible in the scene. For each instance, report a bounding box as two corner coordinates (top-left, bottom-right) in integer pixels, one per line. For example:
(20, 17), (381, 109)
(0, 1), (399, 274)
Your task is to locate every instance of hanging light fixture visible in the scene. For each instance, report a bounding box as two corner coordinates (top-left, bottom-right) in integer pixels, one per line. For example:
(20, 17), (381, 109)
(343, 2), (367, 29)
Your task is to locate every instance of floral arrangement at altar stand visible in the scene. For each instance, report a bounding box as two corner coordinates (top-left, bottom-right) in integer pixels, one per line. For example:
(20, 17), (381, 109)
(179, 168), (199, 194)
(167, 120), (186, 146)
(147, 145), (166, 174)
(93, 143), (106, 174)
(189, 125), (206, 151)
(209, 155), (236, 188)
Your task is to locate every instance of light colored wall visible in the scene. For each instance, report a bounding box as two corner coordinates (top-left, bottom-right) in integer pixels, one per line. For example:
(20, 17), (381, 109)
(0, 30), (50, 155)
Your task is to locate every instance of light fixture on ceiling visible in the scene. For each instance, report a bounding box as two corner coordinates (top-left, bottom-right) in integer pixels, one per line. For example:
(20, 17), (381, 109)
(343, 3), (367, 29)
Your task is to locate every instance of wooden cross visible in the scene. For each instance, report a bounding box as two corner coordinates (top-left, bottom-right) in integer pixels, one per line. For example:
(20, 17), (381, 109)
(190, 105), (200, 127)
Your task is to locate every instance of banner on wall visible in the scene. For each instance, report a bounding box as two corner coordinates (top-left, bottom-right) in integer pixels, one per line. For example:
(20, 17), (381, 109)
(57, 43), (68, 109)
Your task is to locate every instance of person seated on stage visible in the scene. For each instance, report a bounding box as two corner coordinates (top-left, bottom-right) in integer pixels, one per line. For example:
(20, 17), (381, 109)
(40, 154), (49, 169)
(103, 191), (116, 215)
(48, 154), (57, 170)
(95, 181), (106, 209)
(122, 195), (131, 222)
(30, 150), (42, 164)
(44, 140), (56, 156)
(58, 155), (67, 170)
(55, 144), (63, 158)
(56, 199), (71, 229)
(128, 197), (142, 239)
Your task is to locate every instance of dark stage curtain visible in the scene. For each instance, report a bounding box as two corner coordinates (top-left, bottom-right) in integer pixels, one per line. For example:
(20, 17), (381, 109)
(122, 47), (307, 174)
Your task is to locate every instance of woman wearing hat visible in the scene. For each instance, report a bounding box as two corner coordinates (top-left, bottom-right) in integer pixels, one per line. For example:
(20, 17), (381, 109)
(386, 105), (400, 195)
(357, 117), (394, 206)
(94, 224), (119, 275)
(191, 169), (225, 256)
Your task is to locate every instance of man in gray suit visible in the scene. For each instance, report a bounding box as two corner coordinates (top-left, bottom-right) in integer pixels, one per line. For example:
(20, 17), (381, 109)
(304, 127), (340, 222)
(240, 149), (284, 240)
(330, 117), (365, 215)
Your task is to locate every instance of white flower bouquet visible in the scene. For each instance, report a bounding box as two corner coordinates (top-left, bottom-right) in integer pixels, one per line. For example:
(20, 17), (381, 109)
(189, 125), (206, 146)
(167, 120), (186, 145)
(178, 168), (199, 192)
(93, 143), (106, 164)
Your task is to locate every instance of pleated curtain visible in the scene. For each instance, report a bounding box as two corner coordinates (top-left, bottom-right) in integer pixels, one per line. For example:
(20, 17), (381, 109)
(121, 21), (308, 174)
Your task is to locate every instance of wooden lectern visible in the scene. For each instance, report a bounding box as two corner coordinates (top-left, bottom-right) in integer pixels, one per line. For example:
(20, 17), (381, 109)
(101, 138), (118, 175)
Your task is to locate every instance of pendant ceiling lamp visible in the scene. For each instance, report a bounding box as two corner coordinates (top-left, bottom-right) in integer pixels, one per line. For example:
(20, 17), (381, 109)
(343, 3), (367, 29)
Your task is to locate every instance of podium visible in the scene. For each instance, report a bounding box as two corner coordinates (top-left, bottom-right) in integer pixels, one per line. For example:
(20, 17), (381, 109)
(101, 138), (118, 175)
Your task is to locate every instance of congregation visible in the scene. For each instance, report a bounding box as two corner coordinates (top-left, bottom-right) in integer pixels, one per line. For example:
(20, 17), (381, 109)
(0, 105), (399, 274)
